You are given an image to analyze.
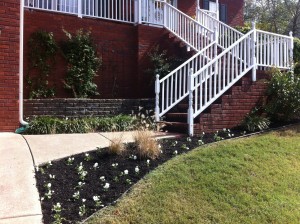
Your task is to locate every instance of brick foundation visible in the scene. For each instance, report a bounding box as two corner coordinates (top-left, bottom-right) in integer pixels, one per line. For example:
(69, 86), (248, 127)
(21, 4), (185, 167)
(0, 0), (20, 131)
(24, 98), (154, 118)
(195, 72), (269, 134)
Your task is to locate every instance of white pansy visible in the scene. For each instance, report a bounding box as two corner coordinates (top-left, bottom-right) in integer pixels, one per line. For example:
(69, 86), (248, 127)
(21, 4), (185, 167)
(93, 163), (99, 168)
(82, 198), (86, 203)
(103, 183), (110, 189)
(124, 170), (129, 175)
(47, 183), (51, 188)
(135, 166), (139, 173)
(100, 176), (105, 181)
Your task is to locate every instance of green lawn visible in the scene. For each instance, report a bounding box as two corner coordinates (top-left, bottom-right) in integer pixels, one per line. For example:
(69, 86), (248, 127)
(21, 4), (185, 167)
(86, 125), (300, 224)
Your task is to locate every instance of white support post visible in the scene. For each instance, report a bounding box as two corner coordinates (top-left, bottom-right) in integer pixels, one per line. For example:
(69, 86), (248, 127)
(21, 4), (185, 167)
(135, 0), (142, 24)
(289, 31), (294, 75)
(163, 0), (167, 27)
(188, 69), (194, 137)
(216, 0), (219, 21)
(214, 26), (219, 96)
(155, 74), (160, 122)
(77, 0), (82, 18)
(251, 21), (257, 82)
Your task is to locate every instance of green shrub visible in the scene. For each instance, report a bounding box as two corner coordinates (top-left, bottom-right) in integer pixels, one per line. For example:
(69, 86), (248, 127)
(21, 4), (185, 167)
(266, 69), (300, 121)
(61, 29), (101, 98)
(26, 30), (58, 99)
(293, 37), (300, 63)
(241, 108), (270, 132)
(25, 115), (137, 134)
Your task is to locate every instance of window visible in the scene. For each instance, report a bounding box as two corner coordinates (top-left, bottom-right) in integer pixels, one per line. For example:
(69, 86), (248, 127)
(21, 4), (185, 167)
(203, 0), (228, 24)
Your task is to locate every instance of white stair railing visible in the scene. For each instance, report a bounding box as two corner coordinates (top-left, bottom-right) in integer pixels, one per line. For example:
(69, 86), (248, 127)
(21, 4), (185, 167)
(155, 41), (217, 121)
(187, 31), (255, 135)
(163, 3), (214, 51)
(197, 8), (243, 49)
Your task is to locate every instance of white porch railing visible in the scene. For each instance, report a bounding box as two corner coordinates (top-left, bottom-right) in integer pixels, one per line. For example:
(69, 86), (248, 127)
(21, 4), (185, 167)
(256, 30), (294, 69)
(24, 0), (135, 23)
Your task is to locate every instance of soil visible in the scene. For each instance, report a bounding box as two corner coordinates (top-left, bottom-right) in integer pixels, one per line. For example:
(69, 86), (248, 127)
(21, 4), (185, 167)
(35, 121), (299, 224)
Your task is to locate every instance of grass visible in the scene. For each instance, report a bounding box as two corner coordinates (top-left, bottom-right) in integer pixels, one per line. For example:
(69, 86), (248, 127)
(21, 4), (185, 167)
(86, 125), (300, 224)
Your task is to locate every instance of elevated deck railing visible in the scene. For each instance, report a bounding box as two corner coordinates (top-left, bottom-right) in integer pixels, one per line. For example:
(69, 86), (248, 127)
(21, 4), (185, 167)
(24, 0), (135, 23)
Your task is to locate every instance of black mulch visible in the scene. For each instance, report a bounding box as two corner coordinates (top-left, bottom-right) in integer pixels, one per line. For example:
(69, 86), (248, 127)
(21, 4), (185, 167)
(35, 121), (299, 223)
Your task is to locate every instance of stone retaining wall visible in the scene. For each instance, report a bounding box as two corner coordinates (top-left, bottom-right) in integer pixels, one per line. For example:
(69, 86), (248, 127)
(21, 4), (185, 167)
(24, 98), (154, 118)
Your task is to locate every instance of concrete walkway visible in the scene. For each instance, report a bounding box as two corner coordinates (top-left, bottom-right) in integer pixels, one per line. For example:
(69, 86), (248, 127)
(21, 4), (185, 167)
(0, 131), (179, 223)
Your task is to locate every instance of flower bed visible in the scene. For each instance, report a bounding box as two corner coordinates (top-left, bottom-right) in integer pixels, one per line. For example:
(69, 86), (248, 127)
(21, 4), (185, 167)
(35, 129), (243, 223)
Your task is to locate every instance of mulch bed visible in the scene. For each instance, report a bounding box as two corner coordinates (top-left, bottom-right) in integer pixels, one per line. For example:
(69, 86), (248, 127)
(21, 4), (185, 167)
(35, 121), (299, 223)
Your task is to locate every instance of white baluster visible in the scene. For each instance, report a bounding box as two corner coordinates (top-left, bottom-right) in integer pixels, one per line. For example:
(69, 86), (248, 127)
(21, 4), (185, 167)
(77, 0), (82, 18)
(289, 31), (294, 74)
(251, 21), (257, 81)
(188, 68), (194, 137)
(155, 74), (160, 122)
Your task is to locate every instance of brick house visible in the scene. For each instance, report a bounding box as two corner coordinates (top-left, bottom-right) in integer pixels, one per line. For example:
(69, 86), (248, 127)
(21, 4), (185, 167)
(0, 0), (293, 135)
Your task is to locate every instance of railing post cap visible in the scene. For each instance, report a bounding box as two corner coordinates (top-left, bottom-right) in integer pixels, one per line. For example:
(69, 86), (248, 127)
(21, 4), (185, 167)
(289, 31), (293, 37)
(156, 74), (160, 79)
(251, 21), (256, 29)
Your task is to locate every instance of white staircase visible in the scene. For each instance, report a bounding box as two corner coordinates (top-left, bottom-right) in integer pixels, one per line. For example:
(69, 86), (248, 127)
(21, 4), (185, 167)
(151, 1), (294, 136)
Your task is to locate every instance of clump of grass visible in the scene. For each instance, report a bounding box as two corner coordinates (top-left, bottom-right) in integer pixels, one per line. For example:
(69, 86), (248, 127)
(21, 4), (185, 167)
(108, 136), (126, 155)
(134, 130), (160, 159)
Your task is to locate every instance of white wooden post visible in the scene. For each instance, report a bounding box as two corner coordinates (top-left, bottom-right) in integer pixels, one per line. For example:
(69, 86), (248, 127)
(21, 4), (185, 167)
(289, 31), (294, 74)
(214, 26), (219, 96)
(216, 0), (219, 21)
(135, 0), (142, 24)
(155, 74), (160, 122)
(188, 68), (194, 137)
(77, 0), (82, 18)
(251, 21), (257, 81)
(163, 0), (167, 27)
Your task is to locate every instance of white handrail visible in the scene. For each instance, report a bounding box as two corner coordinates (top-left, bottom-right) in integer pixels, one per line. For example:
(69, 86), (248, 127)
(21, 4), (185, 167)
(163, 3), (214, 51)
(197, 8), (243, 49)
(155, 42), (217, 118)
(192, 31), (255, 119)
(256, 29), (293, 69)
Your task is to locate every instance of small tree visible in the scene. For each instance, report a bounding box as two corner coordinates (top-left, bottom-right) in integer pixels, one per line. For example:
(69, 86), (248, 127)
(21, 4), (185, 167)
(61, 29), (101, 98)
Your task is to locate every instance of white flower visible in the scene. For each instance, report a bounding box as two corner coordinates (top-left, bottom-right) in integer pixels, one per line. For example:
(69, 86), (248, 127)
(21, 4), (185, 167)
(82, 198), (86, 203)
(78, 181), (85, 187)
(73, 191), (80, 199)
(49, 174), (55, 179)
(133, 155), (137, 160)
(112, 163), (118, 168)
(187, 137), (192, 142)
(146, 159), (150, 164)
(135, 166), (139, 173)
(36, 166), (39, 172)
(158, 144), (162, 149)
(100, 176), (105, 182)
(103, 183), (110, 189)
(124, 170), (129, 175)
(174, 150), (178, 155)
(93, 163), (99, 169)
(47, 183), (52, 188)
(223, 128), (227, 132)
(85, 153), (89, 157)
(48, 161), (52, 166)
(93, 196), (100, 202)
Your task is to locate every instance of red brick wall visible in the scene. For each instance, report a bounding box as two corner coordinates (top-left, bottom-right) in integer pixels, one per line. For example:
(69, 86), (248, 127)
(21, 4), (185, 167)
(199, 0), (244, 26)
(178, 0), (197, 18)
(0, 0), (20, 131)
(24, 10), (138, 99)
